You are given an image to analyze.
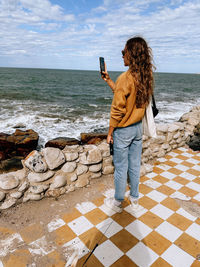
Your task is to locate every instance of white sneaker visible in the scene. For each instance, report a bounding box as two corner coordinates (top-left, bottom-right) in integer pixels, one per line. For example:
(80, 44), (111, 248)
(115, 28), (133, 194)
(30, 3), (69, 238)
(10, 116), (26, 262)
(104, 198), (123, 213)
(129, 197), (140, 212)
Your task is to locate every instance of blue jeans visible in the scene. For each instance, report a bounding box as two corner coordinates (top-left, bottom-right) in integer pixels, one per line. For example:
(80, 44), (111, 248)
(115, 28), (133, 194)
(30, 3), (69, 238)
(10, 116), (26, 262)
(113, 121), (142, 202)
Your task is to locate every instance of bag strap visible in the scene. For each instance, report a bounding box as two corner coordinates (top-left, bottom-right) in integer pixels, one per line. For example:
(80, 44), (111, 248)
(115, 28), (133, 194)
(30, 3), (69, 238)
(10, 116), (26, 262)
(152, 94), (157, 109)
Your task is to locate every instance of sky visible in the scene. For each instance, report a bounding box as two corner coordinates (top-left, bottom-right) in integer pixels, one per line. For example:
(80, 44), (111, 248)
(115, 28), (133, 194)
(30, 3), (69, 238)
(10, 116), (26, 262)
(0, 0), (200, 73)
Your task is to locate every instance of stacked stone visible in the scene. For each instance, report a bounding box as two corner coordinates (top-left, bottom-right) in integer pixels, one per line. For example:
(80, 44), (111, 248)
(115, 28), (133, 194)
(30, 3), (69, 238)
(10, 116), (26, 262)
(0, 142), (114, 210)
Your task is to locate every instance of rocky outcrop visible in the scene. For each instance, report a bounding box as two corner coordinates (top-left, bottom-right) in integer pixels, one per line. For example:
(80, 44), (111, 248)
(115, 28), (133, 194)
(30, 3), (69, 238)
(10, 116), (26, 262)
(0, 106), (199, 210)
(81, 133), (107, 144)
(45, 137), (80, 149)
(186, 122), (200, 151)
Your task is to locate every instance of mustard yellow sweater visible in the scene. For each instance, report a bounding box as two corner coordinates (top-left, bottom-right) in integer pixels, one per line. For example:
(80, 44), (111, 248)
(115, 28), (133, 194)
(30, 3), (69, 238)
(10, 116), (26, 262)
(110, 70), (145, 128)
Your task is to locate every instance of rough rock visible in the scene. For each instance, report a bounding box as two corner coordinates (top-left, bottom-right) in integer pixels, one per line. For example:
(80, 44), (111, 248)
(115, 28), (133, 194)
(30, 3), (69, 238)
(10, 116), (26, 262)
(0, 191), (6, 201)
(81, 133), (107, 144)
(50, 174), (67, 189)
(29, 184), (49, 194)
(0, 157), (23, 173)
(45, 137), (80, 149)
(89, 163), (102, 173)
(97, 142), (110, 157)
(24, 150), (48, 173)
(187, 135), (200, 151)
(18, 181), (29, 192)
(70, 173), (78, 182)
(42, 147), (65, 170)
(75, 173), (90, 188)
(23, 193), (42, 202)
(76, 164), (88, 176)
(156, 124), (168, 133)
(61, 162), (76, 173)
(64, 152), (79, 162)
(90, 172), (102, 179)
(45, 188), (66, 198)
(10, 191), (23, 199)
(79, 147), (102, 165)
(168, 124), (180, 132)
(102, 165), (114, 175)
(0, 173), (19, 190)
(28, 170), (54, 183)
(0, 198), (17, 209)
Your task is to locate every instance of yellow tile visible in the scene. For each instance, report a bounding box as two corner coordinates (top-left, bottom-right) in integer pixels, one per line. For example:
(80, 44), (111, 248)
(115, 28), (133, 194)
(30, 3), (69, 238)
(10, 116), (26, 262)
(139, 196), (158, 210)
(79, 227), (107, 250)
(176, 155), (188, 160)
(157, 185), (176, 196)
(165, 155), (173, 159)
(168, 167), (183, 175)
(164, 160), (177, 167)
(187, 169), (200, 176)
(85, 208), (108, 225)
(174, 233), (200, 258)
(167, 213), (192, 231)
(151, 257), (172, 267)
(173, 176), (190, 185)
(153, 175), (169, 184)
(191, 260), (200, 267)
(92, 196), (105, 207)
(181, 161), (195, 167)
(193, 155), (200, 161)
(139, 184), (153, 194)
(161, 197), (180, 211)
(110, 255), (138, 267)
(44, 250), (66, 267)
(111, 210), (135, 227)
(19, 223), (44, 243)
(3, 249), (32, 267)
(195, 218), (200, 225)
(139, 211), (164, 229)
(153, 166), (164, 174)
(140, 176), (150, 183)
(193, 178), (200, 185)
(179, 186), (199, 197)
(77, 253), (104, 267)
(172, 149), (183, 154)
(142, 231), (171, 255)
(62, 208), (82, 224)
(110, 229), (139, 253)
(54, 225), (76, 246)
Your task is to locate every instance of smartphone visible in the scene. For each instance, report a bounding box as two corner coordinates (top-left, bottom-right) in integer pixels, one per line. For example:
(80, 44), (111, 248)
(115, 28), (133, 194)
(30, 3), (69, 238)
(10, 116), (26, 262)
(99, 57), (105, 73)
(109, 142), (114, 155)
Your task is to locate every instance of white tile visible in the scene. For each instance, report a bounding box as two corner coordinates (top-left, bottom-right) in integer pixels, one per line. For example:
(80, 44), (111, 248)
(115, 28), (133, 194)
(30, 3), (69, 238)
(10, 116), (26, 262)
(193, 193), (200, 201)
(47, 218), (66, 232)
(186, 158), (199, 164)
(185, 223), (200, 241)
(170, 158), (183, 164)
(165, 180), (183, 190)
(0, 233), (24, 257)
(94, 239), (123, 266)
(178, 147), (188, 152)
(68, 216), (93, 236)
(162, 244), (194, 267)
(150, 204), (174, 220)
(0, 261), (3, 267)
(96, 218), (122, 238)
(160, 171), (176, 180)
(125, 219), (152, 240)
(168, 152), (178, 157)
(75, 201), (97, 214)
(124, 205), (147, 218)
(145, 172), (157, 178)
(170, 191), (191, 201)
(143, 180), (162, 189)
(63, 237), (89, 259)
(125, 191), (144, 199)
(192, 165), (200, 171)
(156, 157), (167, 163)
(99, 203), (116, 216)
(157, 164), (171, 171)
(146, 190), (167, 202)
(102, 188), (115, 198)
(176, 208), (197, 221)
(179, 172), (196, 181)
(126, 242), (158, 267)
(29, 236), (55, 256)
(155, 221), (182, 242)
(186, 182), (200, 192)
(173, 164), (189, 172)
(181, 152), (194, 158)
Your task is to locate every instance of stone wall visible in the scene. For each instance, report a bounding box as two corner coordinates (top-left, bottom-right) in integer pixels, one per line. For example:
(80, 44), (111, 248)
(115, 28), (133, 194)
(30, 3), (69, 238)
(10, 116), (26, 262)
(0, 106), (199, 210)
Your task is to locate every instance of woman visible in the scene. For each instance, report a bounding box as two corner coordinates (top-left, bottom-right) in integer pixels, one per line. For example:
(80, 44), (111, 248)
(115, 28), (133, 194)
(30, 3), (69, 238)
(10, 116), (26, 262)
(101, 36), (154, 213)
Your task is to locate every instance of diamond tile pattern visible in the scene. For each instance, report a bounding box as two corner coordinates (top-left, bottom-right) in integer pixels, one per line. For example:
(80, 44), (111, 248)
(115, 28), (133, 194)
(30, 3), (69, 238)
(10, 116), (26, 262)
(0, 148), (199, 266)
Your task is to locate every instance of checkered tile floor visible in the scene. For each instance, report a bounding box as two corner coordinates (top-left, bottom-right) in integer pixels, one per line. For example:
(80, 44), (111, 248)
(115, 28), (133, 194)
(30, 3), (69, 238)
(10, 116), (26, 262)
(0, 147), (200, 266)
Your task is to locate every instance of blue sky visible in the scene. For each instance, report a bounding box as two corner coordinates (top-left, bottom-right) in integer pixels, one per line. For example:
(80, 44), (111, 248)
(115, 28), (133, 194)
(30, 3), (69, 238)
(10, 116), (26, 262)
(0, 0), (200, 73)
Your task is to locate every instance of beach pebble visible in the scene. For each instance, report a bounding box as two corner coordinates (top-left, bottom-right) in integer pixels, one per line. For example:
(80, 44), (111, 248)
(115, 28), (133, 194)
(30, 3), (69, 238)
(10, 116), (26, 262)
(50, 174), (67, 189)
(75, 173), (90, 188)
(10, 191), (23, 199)
(0, 191), (6, 201)
(64, 152), (79, 162)
(18, 181), (29, 192)
(0, 173), (19, 190)
(0, 198), (17, 209)
(89, 163), (102, 173)
(28, 170), (54, 183)
(42, 147), (65, 170)
(61, 162), (77, 173)
(79, 148), (102, 165)
(25, 150), (48, 173)
(29, 184), (49, 194)
(76, 164), (88, 176)
(90, 172), (102, 179)
(102, 165), (114, 175)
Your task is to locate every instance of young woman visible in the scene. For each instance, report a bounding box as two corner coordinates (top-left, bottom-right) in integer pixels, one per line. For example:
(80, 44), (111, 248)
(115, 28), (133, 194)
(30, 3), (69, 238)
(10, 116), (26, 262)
(101, 36), (154, 213)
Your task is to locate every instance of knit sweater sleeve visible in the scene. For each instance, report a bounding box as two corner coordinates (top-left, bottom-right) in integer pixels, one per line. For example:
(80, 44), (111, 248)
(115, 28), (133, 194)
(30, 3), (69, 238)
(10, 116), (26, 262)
(109, 72), (128, 127)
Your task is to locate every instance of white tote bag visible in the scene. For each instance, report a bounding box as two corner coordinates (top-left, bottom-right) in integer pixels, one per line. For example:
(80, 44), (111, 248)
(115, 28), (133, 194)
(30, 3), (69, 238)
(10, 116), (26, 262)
(142, 100), (157, 138)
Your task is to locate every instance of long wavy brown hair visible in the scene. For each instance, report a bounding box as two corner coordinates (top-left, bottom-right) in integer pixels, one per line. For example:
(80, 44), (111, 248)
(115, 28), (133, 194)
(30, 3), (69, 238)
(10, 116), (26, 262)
(125, 36), (155, 108)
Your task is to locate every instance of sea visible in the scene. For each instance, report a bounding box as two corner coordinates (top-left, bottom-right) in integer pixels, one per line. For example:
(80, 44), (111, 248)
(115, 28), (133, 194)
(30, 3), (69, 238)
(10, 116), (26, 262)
(0, 67), (200, 147)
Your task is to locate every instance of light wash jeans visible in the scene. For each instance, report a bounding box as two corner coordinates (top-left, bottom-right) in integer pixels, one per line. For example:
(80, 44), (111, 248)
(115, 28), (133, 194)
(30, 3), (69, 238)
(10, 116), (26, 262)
(113, 121), (142, 202)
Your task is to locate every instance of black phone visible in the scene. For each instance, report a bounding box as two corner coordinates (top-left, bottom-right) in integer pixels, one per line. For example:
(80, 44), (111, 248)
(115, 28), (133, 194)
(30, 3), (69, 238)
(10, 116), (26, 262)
(109, 142), (114, 155)
(99, 57), (105, 73)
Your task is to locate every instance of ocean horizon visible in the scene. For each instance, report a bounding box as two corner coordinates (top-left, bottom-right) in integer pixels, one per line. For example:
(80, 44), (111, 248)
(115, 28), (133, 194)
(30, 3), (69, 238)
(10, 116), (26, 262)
(0, 67), (199, 146)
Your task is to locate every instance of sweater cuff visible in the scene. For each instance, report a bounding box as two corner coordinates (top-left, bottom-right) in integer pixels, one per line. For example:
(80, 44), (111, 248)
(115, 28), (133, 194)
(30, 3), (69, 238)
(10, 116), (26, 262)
(109, 117), (119, 128)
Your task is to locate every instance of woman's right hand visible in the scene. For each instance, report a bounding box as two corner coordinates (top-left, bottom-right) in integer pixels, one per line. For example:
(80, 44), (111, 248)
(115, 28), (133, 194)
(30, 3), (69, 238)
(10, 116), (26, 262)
(101, 62), (110, 82)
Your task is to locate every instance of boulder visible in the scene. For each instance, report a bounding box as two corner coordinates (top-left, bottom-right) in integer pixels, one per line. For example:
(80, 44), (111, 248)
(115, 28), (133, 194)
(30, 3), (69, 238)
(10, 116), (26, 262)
(75, 173), (90, 188)
(45, 137), (80, 149)
(186, 122), (200, 151)
(0, 198), (17, 209)
(79, 147), (102, 165)
(24, 151), (48, 173)
(42, 147), (66, 170)
(29, 184), (49, 194)
(50, 174), (67, 189)
(0, 173), (19, 190)
(81, 133), (107, 144)
(0, 191), (6, 201)
(64, 152), (79, 162)
(61, 162), (76, 173)
(0, 157), (23, 173)
(10, 191), (23, 199)
(76, 164), (88, 176)
(28, 170), (54, 183)
(89, 163), (102, 173)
